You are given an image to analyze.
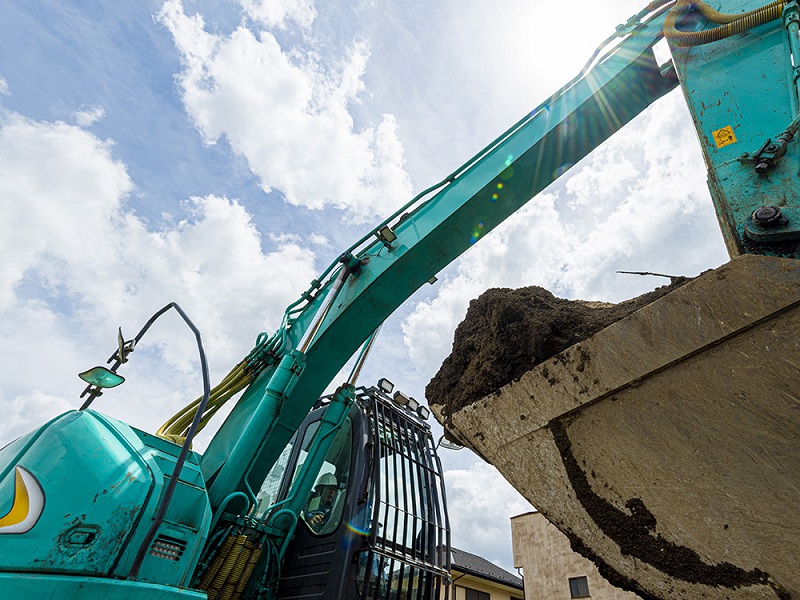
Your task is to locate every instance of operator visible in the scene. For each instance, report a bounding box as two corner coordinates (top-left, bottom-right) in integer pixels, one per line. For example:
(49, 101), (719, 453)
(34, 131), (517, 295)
(304, 473), (338, 532)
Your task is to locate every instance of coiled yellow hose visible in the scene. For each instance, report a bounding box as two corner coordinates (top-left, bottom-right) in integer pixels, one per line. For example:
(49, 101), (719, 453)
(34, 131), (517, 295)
(200, 534), (263, 600)
(205, 534), (248, 599)
(200, 534), (236, 590)
(665, 0), (785, 46)
(236, 544), (263, 595)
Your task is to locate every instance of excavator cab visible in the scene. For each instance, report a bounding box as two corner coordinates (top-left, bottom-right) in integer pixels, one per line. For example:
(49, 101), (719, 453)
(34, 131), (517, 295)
(252, 382), (451, 600)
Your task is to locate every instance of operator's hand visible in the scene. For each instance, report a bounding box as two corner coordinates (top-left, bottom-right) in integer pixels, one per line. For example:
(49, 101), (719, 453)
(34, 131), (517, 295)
(310, 513), (324, 526)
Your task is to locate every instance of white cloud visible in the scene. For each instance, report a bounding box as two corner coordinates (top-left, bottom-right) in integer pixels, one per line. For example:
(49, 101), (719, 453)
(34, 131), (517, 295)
(0, 78), (8, 96)
(403, 92), (730, 380)
(0, 110), (319, 443)
(74, 104), (106, 127)
(158, 0), (413, 221)
(445, 460), (532, 571)
(307, 233), (329, 247)
(0, 390), (74, 442)
(239, 0), (316, 28)
(0, 113), (133, 310)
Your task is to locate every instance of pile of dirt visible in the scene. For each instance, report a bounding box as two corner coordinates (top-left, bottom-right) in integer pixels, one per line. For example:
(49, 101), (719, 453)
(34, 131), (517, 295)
(426, 279), (690, 420)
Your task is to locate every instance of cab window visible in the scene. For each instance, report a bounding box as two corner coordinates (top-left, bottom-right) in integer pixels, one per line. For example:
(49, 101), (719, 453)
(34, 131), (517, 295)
(300, 417), (352, 535)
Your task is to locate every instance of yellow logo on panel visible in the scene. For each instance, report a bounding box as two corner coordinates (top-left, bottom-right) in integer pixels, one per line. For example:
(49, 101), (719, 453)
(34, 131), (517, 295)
(0, 466), (45, 534)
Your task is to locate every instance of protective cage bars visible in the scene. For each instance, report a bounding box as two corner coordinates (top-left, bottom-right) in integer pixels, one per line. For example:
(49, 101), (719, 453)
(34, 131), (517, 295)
(356, 388), (452, 599)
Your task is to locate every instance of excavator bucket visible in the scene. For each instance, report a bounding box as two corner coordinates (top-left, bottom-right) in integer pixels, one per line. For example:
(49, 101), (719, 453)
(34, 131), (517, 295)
(429, 254), (800, 600)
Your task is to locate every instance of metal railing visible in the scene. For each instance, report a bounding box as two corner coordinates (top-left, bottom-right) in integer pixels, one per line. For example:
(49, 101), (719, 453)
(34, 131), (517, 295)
(356, 388), (451, 600)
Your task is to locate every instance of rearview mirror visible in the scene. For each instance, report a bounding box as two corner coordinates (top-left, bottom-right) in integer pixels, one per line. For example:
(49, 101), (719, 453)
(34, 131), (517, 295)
(78, 366), (125, 389)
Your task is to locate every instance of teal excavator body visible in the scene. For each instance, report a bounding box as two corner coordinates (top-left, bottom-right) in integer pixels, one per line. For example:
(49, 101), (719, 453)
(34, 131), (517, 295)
(0, 410), (210, 598)
(1, 1), (797, 598)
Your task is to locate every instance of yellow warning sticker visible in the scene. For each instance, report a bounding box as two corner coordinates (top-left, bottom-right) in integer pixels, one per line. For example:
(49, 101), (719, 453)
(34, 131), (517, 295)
(712, 125), (737, 148)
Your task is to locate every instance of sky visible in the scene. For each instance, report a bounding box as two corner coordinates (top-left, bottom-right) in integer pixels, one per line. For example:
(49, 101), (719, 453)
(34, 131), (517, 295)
(0, 0), (730, 575)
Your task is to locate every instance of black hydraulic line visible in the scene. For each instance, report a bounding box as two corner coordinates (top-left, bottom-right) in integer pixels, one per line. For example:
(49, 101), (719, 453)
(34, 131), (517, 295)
(125, 303), (212, 579)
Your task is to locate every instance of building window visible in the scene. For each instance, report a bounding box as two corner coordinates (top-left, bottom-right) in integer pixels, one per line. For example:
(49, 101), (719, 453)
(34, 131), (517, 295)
(464, 587), (490, 600)
(569, 576), (590, 598)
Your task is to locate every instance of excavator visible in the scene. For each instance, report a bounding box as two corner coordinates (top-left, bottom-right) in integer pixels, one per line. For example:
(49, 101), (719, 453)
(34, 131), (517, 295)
(0, 0), (796, 598)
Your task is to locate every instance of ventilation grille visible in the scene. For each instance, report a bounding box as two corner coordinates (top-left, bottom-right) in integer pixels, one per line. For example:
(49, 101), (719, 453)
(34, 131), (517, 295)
(150, 535), (186, 561)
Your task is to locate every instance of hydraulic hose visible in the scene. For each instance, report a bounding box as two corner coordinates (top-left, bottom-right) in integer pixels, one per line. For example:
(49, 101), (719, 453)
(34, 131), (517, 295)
(157, 257), (358, 443)
(665, 0), (785, 46)
(157, 360), (252, 442)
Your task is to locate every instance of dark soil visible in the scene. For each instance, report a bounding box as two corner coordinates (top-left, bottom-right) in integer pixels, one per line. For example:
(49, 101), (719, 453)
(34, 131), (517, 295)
(426, 279), (691, 419)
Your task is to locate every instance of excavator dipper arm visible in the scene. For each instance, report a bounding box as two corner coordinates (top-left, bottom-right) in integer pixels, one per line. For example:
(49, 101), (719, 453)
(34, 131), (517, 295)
(200, 6), (678, 511)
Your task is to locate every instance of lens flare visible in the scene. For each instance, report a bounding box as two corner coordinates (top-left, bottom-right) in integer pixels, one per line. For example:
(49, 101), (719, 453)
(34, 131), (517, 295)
(345, 520), (371, 536)
(469, 221), (485, 245)
(553, 163), (574, 178)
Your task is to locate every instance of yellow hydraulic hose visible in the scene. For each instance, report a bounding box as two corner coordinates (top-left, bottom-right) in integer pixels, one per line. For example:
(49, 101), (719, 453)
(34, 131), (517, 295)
(205, 534), (247, 599)
(200, 534), (236, 590)
(665, 0), (785, 46)
(236, 545), (262, 595)
(200, 533), (262, 600)
(157, 360), (252, 443)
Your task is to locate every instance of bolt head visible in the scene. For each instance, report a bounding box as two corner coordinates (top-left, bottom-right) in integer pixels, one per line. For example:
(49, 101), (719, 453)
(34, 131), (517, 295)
(752, 205), (784, 227)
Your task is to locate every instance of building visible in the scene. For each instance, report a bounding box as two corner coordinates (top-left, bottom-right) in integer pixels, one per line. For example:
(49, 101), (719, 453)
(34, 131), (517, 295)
(511, 511), (641, 600)
(448, 547), (524, 600)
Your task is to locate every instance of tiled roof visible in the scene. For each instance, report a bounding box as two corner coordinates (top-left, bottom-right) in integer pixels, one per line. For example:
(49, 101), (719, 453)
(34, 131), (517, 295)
(451, 547), (523, 590)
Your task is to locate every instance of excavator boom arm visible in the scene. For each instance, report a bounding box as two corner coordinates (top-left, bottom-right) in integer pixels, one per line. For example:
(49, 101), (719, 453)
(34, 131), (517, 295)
(201, 6), (678, 509)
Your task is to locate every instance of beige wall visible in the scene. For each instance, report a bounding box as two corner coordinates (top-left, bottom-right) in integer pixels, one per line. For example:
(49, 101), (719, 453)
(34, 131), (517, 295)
(511, 512), (640, 600)
(443, 572), (523, 600)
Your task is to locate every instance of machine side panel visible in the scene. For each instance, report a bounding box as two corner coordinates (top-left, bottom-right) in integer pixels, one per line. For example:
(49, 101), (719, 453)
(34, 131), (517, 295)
(0, 412), (211, 590)
(0, 411), (153, 576)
